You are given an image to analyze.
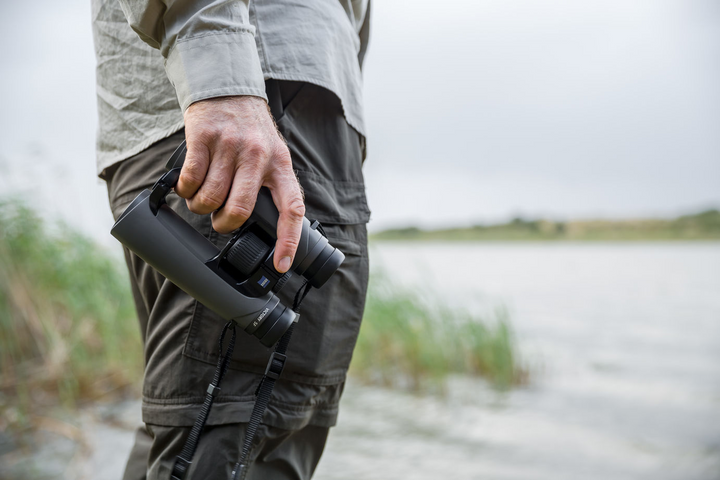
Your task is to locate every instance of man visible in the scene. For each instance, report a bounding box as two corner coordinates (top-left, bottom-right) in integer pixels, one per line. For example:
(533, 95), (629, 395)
(91, 0), (371, 478)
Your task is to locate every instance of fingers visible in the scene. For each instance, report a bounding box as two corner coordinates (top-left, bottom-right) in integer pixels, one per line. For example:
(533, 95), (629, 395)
(211, 161), (262, 233)
(175, 139), (210, 199)
(180, 96), (305, 274)
(269, 168), (305, 273)
(185, 139), (305, 274)
(212, 144), (304, 274)
(186, 146), (235, 215)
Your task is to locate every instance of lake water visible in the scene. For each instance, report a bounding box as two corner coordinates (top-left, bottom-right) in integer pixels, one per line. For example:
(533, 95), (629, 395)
(314, 242), (720, 480)
(10, 242), (719, 480)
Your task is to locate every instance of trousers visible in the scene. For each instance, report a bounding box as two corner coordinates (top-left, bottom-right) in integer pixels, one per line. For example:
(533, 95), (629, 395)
(104, 80), (370, 479)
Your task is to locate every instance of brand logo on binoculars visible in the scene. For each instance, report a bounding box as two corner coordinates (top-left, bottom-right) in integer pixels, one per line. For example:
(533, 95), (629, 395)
(258, 276), (270, 288)
(252, 307), (271, 328)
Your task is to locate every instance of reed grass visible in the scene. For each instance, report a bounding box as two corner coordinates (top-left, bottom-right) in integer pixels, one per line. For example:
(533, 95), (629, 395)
(0, 200), (526, 431)
(0, 201), (142, 429)
(350, 274), (526, 391)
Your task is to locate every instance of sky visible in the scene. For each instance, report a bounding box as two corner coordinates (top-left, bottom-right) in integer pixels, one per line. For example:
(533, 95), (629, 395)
(0, 0), (718, 244)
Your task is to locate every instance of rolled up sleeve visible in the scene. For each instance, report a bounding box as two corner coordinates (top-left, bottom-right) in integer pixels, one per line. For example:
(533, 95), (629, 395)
(117, 0), (267, 111)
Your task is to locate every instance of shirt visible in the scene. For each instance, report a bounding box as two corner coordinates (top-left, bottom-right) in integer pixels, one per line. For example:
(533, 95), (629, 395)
(91, 0), (370, 176)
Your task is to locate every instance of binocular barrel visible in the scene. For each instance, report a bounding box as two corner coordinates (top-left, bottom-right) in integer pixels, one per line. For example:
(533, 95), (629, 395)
(112, 190), (293, 346)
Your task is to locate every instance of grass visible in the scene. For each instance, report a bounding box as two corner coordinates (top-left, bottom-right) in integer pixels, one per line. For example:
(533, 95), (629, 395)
(350, 274), (526, 392)
(0, 200), (526, 433)
(0, 201), (143, 431)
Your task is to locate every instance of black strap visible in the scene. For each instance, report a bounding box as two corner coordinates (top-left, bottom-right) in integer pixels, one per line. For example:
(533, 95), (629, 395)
(230, 324), (294, 480)
(171, 281), (313, 480)
(231, 281), (312, 480)
(171, 320), (237, 480)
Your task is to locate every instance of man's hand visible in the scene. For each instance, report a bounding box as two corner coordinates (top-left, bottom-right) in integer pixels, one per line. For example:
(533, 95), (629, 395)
(177, 96), (305, 274)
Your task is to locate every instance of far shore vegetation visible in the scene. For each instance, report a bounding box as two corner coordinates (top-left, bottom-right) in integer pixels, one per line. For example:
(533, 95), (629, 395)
(372, 209), (720, 242)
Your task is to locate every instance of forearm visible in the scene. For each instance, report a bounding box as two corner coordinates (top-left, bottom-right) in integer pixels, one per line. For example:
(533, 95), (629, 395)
(117, 0), (266, 110)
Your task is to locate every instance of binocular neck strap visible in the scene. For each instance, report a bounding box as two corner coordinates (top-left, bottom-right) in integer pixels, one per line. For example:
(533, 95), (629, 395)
(231, 280), (311, 480)
(171, 281), (313, 480)
(171, 320), (237, 480)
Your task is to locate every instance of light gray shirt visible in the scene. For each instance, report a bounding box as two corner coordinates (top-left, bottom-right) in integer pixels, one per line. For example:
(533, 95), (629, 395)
(92, 0), (370, 176)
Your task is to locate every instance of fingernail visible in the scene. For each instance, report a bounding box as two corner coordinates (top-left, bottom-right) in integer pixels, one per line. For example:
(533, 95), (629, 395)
(278, 256), (292, 273)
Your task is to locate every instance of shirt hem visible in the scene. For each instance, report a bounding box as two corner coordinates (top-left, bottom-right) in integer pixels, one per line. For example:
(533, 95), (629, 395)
(97, 120), (185, 178)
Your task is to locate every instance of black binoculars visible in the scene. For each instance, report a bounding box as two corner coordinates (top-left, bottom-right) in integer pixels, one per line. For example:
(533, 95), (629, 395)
(111, 141), (345, 347)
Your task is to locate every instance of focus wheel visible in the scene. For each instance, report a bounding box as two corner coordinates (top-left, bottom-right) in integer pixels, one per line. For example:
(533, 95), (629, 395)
(225, 231), (271, 276)
(272, 272), (292, 293)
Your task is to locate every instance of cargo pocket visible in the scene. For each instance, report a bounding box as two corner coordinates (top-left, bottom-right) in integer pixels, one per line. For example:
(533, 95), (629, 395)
(279, 224), (369, 382)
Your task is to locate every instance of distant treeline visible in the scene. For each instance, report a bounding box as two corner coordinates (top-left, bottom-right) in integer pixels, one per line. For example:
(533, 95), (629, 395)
(372, 209), (720, 241)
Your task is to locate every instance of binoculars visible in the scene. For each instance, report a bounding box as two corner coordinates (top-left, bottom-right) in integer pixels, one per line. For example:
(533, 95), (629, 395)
(111, 141), (345, 346)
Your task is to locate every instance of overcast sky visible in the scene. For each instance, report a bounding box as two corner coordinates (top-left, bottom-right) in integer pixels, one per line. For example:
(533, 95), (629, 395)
(0, 0), (718, 244)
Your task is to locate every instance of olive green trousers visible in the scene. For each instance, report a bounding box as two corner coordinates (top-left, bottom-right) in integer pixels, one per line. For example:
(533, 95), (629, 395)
(105, 81), (370, 480)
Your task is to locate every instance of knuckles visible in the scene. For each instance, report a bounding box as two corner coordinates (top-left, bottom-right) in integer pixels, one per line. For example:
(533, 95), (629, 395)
(218, 131), (244, 152)
(284, 196), (306, 219)
(223, 203), (253, 223)
(192, 186), (225, 211)
(178, 172), (203, 195)
(179, 163), (204, 188)
(243, 139), (270, 162)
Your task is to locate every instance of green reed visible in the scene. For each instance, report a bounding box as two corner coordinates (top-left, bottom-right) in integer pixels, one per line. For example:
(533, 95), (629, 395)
(350, 274), (526, 391)
(0, 201), (142, 424)
(0, 201), (526, 428)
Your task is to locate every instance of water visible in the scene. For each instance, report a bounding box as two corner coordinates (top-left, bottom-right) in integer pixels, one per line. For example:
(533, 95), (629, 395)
(8, 242), (718, 479)
(315, 242), (720, 480)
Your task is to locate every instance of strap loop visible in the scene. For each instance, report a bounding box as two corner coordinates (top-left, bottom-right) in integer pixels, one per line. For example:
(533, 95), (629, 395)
(230, 463), (246, 480)
(171, 457), (191, 480)
(264, 352), (287, 380)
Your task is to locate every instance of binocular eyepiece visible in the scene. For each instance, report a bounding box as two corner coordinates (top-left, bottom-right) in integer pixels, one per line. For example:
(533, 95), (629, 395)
(110, 141), (345, 347)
